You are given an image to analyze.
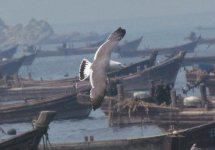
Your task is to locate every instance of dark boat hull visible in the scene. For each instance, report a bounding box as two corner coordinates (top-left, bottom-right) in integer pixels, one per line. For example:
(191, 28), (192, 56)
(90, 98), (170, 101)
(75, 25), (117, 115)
(22, 53), (37, 66)
(108, 51), (157, 78)
(0, 111), (55, 150)
(0, 78), (90, 101)
(184, 55), (215, 66)
(36, 47), (97, 57)
(115, 36), (143, 52)
(0, 56), (25, 77)
(0, 45), (18, 59)
(0, 93), (92, 124)
(117, 41), (197, 57)
(0, 128), (46, 150)
(118, 51), (185, 91)
(30, 37), (143, 57)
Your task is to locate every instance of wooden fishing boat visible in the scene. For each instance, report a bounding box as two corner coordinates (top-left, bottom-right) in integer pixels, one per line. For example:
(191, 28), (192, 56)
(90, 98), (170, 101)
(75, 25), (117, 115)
(0, 92), (91, 124)
(108, 51), (158, 78)
(0, 51), (157, 101)
(110, 51), (185, 92)
(42, 122), (215, 150)
(196, 26), (215, 30)
(40, 32), (109, 45)
(117, 40), (198, 57)
(184, 55), (215, 66)
(35, 47), (96, 57)
(0, 56), (26, 77)
(115, 36), (143, 52)
(0, 76), (90, 101)
(185, 31), (215, 45)
(28, 37), (143, 57)
(0, 111), (56, 150)
(0, 45), (18, 59)
(22, 52), (37, 66)
(185, 68), (215, 96)
(107, 96), (215, 128)
(103, 80), (215, 131)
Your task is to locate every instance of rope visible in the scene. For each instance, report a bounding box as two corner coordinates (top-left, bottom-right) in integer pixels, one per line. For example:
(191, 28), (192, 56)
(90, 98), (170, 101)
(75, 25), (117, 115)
(0, 127), (6, 135)
(42, 131), (55, 150)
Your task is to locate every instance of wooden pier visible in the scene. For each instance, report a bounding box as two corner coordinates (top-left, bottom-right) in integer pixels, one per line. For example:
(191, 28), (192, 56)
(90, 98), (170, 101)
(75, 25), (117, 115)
(103, 83), (215, 129)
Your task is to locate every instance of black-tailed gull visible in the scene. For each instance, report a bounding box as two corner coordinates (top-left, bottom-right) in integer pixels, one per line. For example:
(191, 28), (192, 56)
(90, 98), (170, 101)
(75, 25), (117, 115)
(79, 27), (126, 110)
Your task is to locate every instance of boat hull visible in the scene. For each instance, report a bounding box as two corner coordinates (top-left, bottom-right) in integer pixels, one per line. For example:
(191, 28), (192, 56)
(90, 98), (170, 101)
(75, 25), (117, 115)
(0, 93), (92, 124)
(40, 122), (215, 150)
(117, 41), (197, 57)
(0, 56), (25, 77)
(119, 52), (185, 91)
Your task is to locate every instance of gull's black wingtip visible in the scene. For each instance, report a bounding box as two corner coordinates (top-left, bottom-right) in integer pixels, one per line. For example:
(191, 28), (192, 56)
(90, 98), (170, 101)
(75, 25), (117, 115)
(117, 27), (126, 37)
(117, 27), (126, 35)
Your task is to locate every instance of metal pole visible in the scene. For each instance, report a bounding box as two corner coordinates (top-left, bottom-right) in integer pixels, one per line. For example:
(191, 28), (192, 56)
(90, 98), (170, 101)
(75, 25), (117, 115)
(200, 83), (207, 108)
(170, 89), (177, 107)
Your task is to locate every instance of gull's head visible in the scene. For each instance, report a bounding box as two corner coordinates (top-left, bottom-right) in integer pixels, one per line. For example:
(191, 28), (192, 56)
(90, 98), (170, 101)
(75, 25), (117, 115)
(108, 27), (126, 41)
(109, 60), (126, 71)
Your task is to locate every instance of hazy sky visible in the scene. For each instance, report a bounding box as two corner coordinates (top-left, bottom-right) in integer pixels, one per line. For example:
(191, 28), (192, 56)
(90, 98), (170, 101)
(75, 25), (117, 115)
(0, 0), (215, 25)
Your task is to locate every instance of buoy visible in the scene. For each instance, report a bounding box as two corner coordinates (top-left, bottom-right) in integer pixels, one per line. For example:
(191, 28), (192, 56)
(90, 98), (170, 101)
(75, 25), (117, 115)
(183, 96), (201, 107)
(133, 91), (149, 99)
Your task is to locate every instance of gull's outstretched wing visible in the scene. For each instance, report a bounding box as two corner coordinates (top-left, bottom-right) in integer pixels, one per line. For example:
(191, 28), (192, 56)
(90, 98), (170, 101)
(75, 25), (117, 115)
(89, 62), (107, 110)
(80, 27), (126, 110)
(94, 27), (126, 61)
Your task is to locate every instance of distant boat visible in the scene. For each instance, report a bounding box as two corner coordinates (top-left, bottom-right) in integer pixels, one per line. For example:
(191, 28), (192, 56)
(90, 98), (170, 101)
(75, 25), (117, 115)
(40, 32), (109, 44)
(0, 45), (18, 59)
(22, 52), (37, 66)
(0, 111), (55, 150)
(25, 37), (143, 57)
(0, 93), (91, 124)
(196, 26), (215, 30)
(0, 52), (157, 101)
(117, 40), (198, 57)
(184, 55), (215, 66)
(110, 51), (186, 92)
(185, 32), (215, 45)
(0, 56), (25, 77)
(108, 51), (158, 78)
(115, 36), (143, 52)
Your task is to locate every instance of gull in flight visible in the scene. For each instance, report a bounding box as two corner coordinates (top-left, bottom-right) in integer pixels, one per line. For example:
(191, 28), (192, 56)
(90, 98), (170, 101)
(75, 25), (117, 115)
(79, 27), (126, 110)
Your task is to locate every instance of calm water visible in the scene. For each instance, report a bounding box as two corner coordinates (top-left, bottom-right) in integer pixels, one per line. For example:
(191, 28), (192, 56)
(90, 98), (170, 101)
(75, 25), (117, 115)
(1, 15), (215, 143)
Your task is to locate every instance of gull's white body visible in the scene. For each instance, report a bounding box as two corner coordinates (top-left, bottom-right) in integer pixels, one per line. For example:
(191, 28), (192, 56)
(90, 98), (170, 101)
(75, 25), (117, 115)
(79, 27), (126, 110)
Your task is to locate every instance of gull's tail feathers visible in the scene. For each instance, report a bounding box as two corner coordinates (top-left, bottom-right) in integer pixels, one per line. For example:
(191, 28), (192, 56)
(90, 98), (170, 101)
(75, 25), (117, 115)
(79, 59), (92, 81)
(91, 95), (105, 111)
(90, 88), (105, 110)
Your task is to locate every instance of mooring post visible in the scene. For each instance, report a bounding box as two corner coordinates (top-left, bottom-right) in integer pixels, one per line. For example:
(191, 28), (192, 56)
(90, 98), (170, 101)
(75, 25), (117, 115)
(89, 136), (94, 142)
(117, 83), (124, 101)
(200, 83), (207, 108)
(117, 83), (124, 126)
(108, 98), (113, 127)
(170, 89), (177, 107)
(14, 73), (20, 85)
(136, 66), (140, 72)
(28, 72), (32, 80)
(149, 80), (155, 98)
(84, 136), (88, 142)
